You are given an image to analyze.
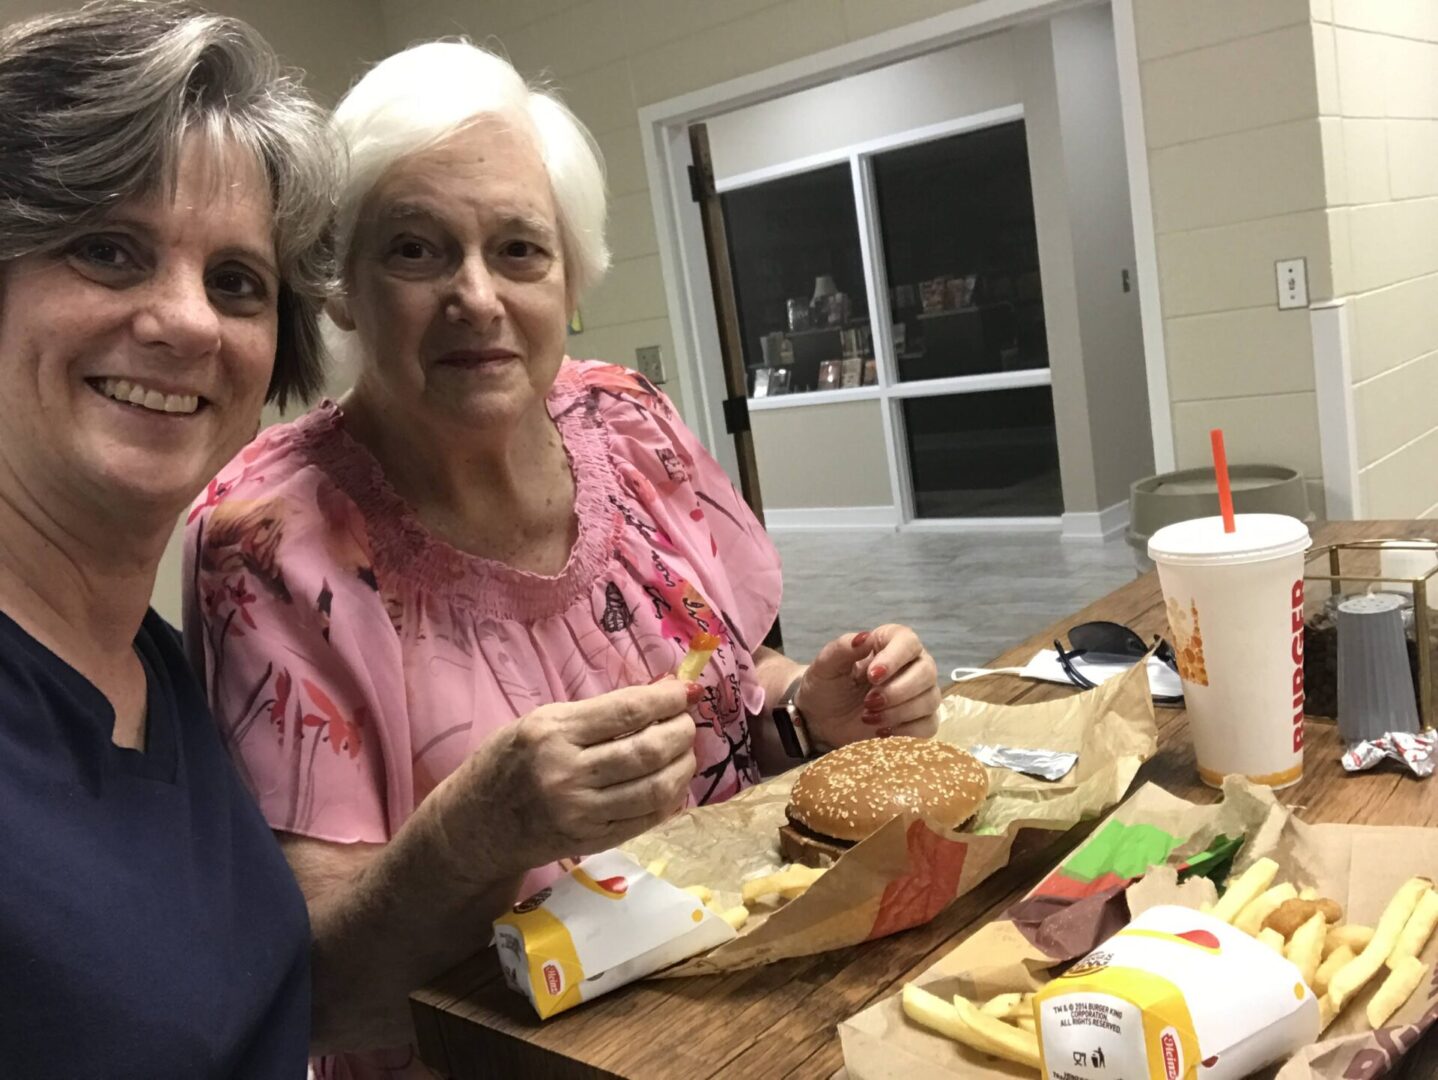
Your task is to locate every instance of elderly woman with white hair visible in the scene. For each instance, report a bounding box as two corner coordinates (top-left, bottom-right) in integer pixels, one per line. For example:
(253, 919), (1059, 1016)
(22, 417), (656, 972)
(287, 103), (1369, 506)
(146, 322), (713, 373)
(186, 40), (943, 1074)
(0, 1), (338, 1075)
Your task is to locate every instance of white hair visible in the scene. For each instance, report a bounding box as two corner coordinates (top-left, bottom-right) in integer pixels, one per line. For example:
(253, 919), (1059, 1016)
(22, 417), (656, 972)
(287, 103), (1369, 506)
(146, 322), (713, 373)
(332, 40), (610, 301)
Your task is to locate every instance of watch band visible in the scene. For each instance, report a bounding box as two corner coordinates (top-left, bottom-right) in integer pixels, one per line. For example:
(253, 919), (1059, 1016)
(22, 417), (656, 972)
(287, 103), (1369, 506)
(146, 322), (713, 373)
(771, 674), (814, 760)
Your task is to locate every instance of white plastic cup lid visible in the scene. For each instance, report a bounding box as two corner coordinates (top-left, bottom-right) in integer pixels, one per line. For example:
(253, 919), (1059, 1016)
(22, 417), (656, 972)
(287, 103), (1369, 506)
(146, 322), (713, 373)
(1147, 513), (1311, 566)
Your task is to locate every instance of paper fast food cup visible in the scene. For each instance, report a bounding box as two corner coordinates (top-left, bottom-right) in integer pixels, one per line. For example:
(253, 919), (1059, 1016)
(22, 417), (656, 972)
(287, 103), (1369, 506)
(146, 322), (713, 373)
(1148, 514), (1311, 789)
(1035, 905), (1319, 1080)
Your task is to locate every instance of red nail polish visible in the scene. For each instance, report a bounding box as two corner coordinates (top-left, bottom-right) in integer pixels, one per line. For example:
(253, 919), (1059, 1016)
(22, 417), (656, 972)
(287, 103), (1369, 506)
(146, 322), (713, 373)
(685, 681), (703, 704)
(862, 712), (884, 725)
(865, 690), (885, 709)
(852, 631), (870, 649)
(869, 664), (888, 682)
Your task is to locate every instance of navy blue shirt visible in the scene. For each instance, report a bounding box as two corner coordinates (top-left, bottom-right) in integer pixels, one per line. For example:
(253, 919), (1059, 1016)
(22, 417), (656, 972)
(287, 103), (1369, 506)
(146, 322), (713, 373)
(0, 608), (310, 1078)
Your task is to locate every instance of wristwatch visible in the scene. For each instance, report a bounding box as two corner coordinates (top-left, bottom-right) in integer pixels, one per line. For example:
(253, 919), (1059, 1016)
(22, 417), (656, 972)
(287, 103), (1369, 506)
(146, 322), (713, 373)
(771, 674), (816, 760)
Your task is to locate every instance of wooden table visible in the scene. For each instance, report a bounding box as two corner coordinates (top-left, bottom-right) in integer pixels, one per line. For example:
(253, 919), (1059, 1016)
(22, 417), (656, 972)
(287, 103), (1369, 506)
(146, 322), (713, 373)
(413, 520), (1438, 1079)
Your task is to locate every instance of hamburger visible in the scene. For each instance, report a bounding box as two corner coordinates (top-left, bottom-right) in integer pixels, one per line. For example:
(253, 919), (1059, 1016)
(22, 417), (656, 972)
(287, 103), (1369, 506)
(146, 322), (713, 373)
(780, 737), (990, 867)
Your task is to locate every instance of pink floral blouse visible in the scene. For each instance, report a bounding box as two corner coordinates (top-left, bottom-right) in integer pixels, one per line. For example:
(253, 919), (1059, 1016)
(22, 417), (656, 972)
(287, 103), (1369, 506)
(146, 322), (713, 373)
(184, 360), (782, 1077)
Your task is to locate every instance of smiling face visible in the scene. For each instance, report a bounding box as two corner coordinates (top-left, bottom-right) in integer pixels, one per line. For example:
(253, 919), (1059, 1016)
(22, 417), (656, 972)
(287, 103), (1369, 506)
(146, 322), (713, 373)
(336, 116), (571, 436)
(0, 136), (278, 529)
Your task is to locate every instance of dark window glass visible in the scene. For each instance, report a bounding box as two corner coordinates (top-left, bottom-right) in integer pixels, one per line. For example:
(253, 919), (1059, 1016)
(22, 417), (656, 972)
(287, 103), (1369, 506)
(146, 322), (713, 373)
(901, 387), (1062, 518)
(873, 121), (1047, 382)
(721, 166), (875, 399)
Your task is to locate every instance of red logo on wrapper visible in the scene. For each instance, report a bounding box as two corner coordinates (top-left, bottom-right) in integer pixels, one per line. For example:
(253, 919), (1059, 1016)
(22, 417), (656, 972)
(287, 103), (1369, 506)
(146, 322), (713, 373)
(1291, 579), (1306, 752)
(542, 960), (564, 998)
(867, 820), (969, 940)
(1161, 1028), (1182, 1079)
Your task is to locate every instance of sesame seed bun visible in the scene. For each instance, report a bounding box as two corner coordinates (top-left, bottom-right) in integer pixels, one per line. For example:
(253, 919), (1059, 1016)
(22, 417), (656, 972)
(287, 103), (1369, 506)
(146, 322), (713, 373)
(786, 737), (989, 845)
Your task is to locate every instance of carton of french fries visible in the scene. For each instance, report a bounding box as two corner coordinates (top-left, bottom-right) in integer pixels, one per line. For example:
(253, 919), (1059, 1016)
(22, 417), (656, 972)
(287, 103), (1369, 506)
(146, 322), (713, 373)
(493, 850), (736, 1019)
(840, 777), (1438, 1080)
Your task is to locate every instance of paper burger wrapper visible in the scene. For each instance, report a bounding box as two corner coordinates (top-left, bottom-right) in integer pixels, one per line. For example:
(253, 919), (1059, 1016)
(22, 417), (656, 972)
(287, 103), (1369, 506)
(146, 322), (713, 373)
(1035, 905), (1319, 1079)
(493, 849), (734, 1019)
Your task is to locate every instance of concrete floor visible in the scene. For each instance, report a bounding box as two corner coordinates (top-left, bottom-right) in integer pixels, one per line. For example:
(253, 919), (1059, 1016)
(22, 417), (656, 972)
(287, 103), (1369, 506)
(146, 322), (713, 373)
(769, 529), (1139, 675)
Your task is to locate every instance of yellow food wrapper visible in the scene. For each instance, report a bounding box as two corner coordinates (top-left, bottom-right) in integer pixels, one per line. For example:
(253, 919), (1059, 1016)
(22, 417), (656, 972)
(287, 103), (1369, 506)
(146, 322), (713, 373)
(493, 849), (734, 1019)
(1035, 905), (1319, 1079)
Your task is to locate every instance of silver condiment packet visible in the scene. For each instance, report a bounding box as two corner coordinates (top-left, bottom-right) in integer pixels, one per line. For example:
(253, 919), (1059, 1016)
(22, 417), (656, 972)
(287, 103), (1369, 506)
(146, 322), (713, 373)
(968, 744), (1078, 781)
(1341, 729), (1438, 778)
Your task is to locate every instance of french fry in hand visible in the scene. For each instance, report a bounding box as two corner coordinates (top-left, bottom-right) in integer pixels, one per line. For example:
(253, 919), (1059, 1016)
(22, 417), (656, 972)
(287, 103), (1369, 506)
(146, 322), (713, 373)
(1368, 955), (1428, 1028)
(1285, 911), (1326, 989)
(1258, 927), (1287, 954)
(1329, 877), (1431, 1010)
(1235, 882), (1298, 936)
(979, 992), (1024, 1018)
(1314, 945), (1354, 996)
(1326, 924), (1374, 958)
(741, 864), (826, 905)
(675, 632), (721, 682)
(1213, 857), (1281, 923)
(1390, 888), (1438, 967)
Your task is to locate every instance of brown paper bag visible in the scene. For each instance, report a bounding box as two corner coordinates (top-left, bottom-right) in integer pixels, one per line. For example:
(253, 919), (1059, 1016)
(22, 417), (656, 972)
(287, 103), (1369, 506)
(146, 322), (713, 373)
(840, 777), (1438, 1079)
(620, 660), (1157, 976)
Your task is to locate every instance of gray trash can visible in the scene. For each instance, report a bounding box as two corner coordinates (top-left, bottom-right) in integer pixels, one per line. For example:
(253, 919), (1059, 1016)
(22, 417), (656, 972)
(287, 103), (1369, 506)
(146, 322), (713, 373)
(1127, 465), (1313, 573)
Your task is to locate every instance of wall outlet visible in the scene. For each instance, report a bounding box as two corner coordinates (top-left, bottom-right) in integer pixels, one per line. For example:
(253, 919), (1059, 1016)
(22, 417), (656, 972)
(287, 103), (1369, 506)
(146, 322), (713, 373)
(1276, 257), (1308, 310)
(636, 345), (666, 384)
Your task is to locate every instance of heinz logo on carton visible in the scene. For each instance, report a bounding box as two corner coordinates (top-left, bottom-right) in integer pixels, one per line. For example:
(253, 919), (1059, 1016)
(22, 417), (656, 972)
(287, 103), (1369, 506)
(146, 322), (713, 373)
(1160, 1027), (1182, 1078)
(542, 960), (564, 997)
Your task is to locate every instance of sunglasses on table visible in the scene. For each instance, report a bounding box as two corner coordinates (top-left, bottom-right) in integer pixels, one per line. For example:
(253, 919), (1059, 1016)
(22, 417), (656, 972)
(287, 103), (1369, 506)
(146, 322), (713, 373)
(1053, 620), (1184, 704)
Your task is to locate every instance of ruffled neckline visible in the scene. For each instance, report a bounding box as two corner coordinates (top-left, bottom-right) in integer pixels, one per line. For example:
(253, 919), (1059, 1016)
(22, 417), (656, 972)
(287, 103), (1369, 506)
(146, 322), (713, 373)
(288, 363), (621, 622)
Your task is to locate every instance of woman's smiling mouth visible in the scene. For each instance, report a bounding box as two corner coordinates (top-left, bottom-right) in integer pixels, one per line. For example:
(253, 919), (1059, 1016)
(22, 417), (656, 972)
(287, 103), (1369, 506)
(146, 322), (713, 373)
(87, 376), (204, 415)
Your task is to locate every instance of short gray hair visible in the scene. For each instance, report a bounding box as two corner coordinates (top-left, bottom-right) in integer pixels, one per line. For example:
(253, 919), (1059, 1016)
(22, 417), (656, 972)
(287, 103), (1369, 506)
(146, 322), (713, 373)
(0, 0), (340, 409)
(332, 40), (609, 302)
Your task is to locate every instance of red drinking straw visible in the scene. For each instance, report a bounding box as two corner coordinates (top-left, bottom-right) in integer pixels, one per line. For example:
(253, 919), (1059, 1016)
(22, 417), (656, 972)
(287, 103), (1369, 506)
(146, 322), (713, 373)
(1210, 428), (1236, 534)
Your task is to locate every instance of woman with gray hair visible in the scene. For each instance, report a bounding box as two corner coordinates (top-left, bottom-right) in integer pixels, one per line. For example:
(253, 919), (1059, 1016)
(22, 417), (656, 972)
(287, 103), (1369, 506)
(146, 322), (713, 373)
(0, 2), (336, 1075)
(187, 39), (942, 1076)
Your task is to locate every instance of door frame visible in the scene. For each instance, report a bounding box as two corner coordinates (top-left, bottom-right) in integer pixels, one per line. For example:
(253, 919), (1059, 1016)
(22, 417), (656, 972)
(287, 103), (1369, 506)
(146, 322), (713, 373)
(638, 0), (1172, 525)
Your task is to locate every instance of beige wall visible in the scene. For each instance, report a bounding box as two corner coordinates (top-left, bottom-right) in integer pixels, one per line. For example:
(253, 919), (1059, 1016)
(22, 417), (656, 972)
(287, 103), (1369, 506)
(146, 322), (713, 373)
(1317, 2), (1438, 517)
(750, 400), (892, 509)
(1132, 0), (1328, 517)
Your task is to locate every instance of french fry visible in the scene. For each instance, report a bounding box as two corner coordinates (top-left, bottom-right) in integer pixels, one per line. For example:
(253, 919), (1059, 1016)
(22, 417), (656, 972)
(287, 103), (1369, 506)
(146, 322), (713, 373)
(1326, 924), (1375, 957)
(644, 857), (669, 878)
(1315, 945), (1355, 997)
(1319, 994), (1337, 1032)
(1390, 888), (1438, 967)
(980, 992), (1024, 1019)
(682, 884), (713, 904)
(1329, 877), (1431, 1010)
(1015, 1016), (1036, 1034)
(952, 994), (1043, 1069)
(1213, 857), (1281, 923)
(1285, 911), (1326, 988)
(902, 985), (1022, 1066)
(1300, 887), (1318, 901)
(1368, 956), (1429, 1028)
(1235, 882), (1298, 936)
(741, 865), (826, 905)
(717, 905), (749, 931)
(675, 632), (720, 682)
(1258, 927), (1287, 954)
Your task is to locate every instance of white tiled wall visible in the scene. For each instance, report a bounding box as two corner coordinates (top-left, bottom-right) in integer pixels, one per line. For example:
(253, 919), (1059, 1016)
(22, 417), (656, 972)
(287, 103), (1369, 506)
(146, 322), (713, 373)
(1318, 3), (1438, 517)
(1132, 0), (1328, 514)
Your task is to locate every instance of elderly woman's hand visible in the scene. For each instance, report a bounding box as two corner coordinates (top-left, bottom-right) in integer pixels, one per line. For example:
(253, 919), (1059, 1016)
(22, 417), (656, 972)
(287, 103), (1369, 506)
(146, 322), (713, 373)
(797, 625), (941, 749)
(442, 680), (698, 878)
